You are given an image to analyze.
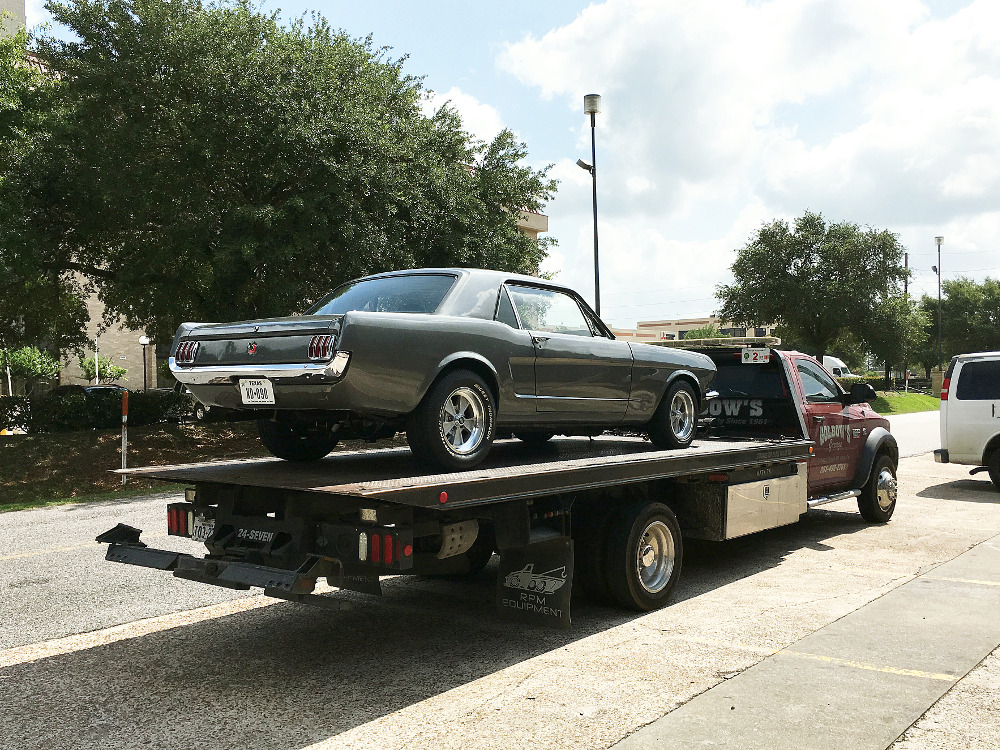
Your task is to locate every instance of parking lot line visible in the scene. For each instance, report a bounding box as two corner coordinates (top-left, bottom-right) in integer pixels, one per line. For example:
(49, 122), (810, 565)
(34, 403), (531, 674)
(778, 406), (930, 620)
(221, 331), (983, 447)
(0, 534), (167, 562)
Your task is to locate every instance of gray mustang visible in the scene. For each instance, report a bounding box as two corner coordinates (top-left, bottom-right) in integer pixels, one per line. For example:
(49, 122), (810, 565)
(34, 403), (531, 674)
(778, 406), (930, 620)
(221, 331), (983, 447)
(169, 268), (716, 470)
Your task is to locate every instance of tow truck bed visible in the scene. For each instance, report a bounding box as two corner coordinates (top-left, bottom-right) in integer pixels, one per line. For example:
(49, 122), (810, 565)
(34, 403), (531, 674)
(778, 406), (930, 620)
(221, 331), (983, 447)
(122, 435), (811, 508)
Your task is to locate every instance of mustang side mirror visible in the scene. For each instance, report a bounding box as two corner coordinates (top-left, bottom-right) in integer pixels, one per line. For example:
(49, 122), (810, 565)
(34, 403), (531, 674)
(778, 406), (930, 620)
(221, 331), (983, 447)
(846, 382), (877, 405)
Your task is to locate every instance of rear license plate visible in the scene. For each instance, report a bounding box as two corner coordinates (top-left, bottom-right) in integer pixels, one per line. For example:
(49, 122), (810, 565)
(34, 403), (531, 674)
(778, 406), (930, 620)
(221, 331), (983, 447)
(239, 378), (275, 405)
(191, 516), (215, 543)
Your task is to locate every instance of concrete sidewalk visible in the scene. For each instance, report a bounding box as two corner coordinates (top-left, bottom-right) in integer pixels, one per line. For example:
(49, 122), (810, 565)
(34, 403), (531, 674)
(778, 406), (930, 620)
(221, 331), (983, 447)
(612, 535), (1000, 749)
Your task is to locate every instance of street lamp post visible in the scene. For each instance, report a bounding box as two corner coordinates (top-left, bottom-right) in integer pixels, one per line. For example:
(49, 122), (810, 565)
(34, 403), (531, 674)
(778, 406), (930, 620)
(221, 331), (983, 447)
(578, 93), (602, 317)
(935, 236), (944, 372)
(138, 335), (150, 391)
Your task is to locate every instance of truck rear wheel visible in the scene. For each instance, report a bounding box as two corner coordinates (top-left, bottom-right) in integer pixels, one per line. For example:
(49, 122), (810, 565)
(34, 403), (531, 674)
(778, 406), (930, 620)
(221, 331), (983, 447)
(647, 381), (698, 450)
(605, 501), (683, 611)
(857, 454), (897, 523)
(407, 369), (496, 471)
(257, 419), (339, 461)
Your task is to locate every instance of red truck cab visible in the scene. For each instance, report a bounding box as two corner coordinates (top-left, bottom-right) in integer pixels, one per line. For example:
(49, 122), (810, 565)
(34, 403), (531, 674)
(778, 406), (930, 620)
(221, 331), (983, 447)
(696, 345), (896, 520)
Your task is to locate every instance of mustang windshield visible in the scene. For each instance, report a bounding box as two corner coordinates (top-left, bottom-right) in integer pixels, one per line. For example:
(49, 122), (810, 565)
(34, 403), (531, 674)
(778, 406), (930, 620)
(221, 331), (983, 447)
(307, 274), (457, 315)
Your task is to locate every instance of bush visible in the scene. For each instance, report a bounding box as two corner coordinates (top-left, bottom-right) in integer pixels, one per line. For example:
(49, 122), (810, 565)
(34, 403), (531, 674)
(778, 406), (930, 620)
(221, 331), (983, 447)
(0, 396), (30, 432)
(27, 388), (189, 433)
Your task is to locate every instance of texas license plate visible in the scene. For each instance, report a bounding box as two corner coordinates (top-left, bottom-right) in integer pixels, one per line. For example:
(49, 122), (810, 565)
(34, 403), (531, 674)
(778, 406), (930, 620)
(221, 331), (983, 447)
(191, 516), (215, 543)
(239, 378), (275, 405)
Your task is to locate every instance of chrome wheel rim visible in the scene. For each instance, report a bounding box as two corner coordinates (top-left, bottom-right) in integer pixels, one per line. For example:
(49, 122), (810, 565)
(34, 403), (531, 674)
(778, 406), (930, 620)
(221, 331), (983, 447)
(636, 520), (675, 594)
(876, 468), (897, 511)
(439, 386), (486, 455)
(669, 389), (696, 442)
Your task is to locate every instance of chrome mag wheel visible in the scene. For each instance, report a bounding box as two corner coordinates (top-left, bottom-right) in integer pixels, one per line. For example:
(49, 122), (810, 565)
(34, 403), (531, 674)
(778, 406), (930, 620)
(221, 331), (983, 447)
(439, 386), (486, 455)
(669, 388), (696, 442)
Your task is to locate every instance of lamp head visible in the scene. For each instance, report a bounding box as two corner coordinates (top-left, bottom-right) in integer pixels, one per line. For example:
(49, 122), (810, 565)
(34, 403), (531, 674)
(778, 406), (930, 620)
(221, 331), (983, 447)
(576, 158), (593, 173)
(583, 94), (602, 115)
(935, 236), (944, 246)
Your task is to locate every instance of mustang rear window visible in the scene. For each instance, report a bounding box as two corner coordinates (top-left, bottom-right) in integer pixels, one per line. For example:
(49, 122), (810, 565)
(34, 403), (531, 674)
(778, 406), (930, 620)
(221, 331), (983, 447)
(307, 274), (457, 315)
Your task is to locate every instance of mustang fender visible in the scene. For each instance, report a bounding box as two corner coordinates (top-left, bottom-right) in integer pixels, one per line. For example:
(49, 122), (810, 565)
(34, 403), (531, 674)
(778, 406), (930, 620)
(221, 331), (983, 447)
(423, 352), (501, 404)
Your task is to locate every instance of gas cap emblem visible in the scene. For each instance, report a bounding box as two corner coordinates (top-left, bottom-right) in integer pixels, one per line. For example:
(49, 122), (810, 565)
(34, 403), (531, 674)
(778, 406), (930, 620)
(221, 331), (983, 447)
(247, 342), (258, 355)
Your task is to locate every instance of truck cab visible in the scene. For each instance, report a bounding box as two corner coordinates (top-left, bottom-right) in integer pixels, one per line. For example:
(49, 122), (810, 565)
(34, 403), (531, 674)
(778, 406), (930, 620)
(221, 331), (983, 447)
(696, 346), (894, 505)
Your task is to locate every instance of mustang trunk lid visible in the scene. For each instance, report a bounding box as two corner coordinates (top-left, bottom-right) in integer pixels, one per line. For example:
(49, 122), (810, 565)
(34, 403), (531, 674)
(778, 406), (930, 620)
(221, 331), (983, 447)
(185, 315), (343, 366)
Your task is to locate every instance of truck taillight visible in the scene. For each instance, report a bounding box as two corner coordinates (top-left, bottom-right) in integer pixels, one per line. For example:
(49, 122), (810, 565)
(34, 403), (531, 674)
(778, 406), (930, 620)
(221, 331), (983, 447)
(167, 503), (194, 536)
(941, 377), (950, 401)
(308, 335), (335, 361)
(175, 341), (200, 364)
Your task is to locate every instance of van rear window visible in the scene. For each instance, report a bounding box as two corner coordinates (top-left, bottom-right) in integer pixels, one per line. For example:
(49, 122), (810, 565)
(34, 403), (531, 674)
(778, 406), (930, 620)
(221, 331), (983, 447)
(955, 361), (1000, 400)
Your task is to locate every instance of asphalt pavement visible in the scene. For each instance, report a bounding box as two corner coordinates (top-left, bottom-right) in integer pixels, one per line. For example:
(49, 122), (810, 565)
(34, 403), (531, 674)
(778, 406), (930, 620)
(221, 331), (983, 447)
(4, 411), (999, 750)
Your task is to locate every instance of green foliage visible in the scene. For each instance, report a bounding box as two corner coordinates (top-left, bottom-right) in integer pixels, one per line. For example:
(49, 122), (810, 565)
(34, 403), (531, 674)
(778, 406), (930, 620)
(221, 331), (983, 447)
(79, 354), (127, 383)
(27, 387), (187, 432)
(3, 346), (61, 394)
(0, 395), (30, 431)
(0, 29), (90, 352)
(2, 0), (556, 342)
(939, 277), (1000, 358)
(837, 374), (891, 391)
(718, 211), (910, 362)
(683, 324), (729, 339)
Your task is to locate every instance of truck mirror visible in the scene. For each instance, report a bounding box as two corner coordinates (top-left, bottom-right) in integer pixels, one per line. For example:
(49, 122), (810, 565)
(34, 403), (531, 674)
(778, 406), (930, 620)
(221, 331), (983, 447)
(848, 382), (877, 404)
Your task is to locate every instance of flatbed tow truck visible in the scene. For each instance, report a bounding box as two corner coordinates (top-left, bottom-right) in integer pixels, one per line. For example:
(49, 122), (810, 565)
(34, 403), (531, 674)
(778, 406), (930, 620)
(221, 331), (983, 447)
(98, 345), (898, 629)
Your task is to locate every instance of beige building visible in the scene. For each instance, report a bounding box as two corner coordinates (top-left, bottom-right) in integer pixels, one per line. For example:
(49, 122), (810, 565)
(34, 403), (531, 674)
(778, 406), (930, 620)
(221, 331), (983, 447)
(613, 315), (777, 342)
(1, 0), (24, 36)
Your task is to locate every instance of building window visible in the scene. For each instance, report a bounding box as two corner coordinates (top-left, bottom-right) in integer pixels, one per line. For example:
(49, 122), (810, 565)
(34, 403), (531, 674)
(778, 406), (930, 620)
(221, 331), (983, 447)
(755, 328), (766, 337)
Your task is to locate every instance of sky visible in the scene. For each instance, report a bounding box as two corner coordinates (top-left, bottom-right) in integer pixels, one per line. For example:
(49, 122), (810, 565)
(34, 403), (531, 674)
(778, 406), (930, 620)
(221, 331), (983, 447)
(26, 0), (1000, 330)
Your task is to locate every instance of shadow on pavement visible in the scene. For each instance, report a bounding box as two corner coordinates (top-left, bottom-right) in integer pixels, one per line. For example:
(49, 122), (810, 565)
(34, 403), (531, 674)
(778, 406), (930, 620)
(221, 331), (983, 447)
(917, 478), (1000, 502)
(1, 509), (874, 750)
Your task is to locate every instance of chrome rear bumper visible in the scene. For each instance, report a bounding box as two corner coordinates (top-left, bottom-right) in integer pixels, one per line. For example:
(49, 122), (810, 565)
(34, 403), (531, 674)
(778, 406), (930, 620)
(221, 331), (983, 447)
(169, 352), (350, 386)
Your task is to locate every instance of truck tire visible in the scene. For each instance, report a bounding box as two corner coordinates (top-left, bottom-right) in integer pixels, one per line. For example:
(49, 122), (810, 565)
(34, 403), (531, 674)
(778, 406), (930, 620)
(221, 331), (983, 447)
(604, 501), (683, 611)
(988, 450), (1000, 492)
(257, 419), (339, 462)
(857, 453), (897, 523)
(573, 504), (614, 602)
(647, 380), (698, 450)
(407, 369), (496, 471)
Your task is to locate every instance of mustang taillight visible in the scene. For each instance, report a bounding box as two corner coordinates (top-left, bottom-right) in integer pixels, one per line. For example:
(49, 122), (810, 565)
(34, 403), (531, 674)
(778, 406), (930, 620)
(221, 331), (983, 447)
(308, 335), (335, 361)
(175, 341), (200, 364)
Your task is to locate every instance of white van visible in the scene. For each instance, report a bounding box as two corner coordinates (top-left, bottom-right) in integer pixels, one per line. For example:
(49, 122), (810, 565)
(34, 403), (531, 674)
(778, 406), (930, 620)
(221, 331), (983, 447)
(935, 351), (1000, 489)
(822, 356), (853, 378)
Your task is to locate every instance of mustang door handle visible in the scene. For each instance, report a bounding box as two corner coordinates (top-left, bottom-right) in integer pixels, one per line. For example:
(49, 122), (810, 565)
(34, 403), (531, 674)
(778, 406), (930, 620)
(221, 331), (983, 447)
(812, 415), (826, 423)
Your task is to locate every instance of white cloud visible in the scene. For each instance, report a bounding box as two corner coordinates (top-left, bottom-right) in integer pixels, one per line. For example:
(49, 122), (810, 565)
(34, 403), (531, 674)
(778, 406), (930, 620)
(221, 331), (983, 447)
(423, 86), (507, 145)
(501, 0), (1000, 325)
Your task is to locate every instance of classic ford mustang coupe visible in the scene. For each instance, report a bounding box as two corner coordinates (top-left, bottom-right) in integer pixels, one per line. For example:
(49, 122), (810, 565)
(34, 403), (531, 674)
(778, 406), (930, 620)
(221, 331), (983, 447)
(170, 268), (716, 470)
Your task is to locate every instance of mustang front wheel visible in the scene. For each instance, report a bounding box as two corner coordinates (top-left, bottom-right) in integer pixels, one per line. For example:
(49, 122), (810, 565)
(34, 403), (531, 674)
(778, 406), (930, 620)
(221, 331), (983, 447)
(407, 369), (495, 470)
(257, 419), (339, 462)
(647, 380), (698, 449)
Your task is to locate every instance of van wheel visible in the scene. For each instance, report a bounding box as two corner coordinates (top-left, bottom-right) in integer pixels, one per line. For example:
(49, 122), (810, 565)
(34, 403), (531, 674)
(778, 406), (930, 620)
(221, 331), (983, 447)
(604, 501), (683, 611)
(858, 454), (897, 523)
(988, 450), (1000, 491)
(647, 381), (698, 449)
(257, 419), (338, 461)
(407, 369), (495, 471)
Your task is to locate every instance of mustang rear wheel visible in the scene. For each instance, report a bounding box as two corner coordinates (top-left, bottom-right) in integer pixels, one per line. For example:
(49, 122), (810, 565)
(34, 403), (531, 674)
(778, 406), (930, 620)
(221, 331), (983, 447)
(257, 419), (339, 462)
(407, 369), (495, 471)
(647, 380), (698, 449)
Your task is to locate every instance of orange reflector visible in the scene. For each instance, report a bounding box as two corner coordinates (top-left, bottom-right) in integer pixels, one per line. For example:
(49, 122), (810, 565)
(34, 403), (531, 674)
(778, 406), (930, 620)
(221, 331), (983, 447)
(708, 473), (728, 482)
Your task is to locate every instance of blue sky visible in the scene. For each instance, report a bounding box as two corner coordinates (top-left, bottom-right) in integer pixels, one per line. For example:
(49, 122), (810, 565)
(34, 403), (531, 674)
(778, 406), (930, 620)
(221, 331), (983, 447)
(27, 0), (1000, 329)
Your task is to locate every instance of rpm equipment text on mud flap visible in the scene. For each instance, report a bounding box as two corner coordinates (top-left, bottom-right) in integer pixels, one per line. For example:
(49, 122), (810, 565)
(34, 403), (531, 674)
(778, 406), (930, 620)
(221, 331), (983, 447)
(496, 538), (573, 630)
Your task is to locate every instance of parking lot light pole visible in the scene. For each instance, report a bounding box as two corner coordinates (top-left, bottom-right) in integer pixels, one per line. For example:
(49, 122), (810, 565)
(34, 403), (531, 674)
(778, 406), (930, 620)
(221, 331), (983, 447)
(139, 335), (150, 391)
(581, 93), (602, 317)
(935, 236), (944, 371)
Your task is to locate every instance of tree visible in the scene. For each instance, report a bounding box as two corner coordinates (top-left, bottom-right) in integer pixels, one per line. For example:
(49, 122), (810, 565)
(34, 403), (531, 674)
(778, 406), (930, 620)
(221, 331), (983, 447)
(1, 0), (557, 344)
(683, 324), (729, 339)
(4, 345), (61, 394)
(717, 212), (909, 362)
(917, 277), (1000, 369)
(79, 354), (127, 383)
(0, 29), (90, 352)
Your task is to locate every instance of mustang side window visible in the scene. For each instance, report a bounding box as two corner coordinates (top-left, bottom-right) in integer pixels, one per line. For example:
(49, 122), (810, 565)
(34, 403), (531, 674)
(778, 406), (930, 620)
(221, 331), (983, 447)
(507, 286), (592, 337)
(795, 360), (840, 403)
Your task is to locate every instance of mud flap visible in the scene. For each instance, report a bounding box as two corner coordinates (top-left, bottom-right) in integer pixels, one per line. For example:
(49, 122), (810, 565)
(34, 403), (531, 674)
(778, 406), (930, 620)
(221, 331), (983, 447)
(496, 537), (573, 629)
